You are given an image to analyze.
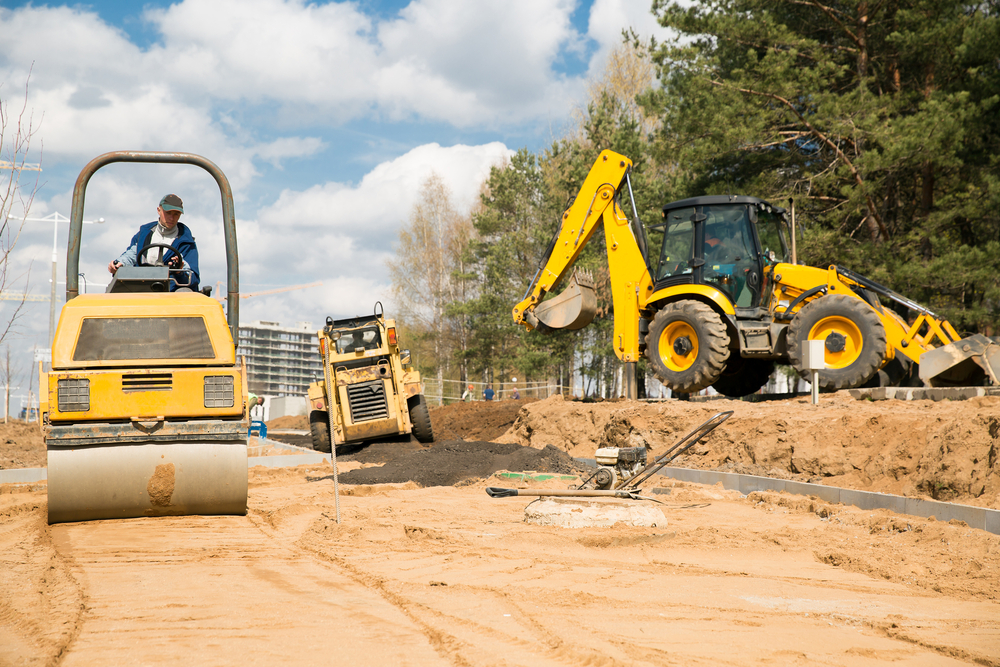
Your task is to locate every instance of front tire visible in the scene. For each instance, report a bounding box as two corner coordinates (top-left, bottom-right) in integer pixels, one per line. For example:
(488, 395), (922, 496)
(408, 394), (434, 443)
(309, 410), (332, 453)
(645, 301), (730, 394)
(787, 294), (887, 390)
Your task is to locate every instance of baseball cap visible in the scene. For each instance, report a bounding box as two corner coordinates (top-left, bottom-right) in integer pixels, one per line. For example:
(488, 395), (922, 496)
(159, 194), (184, 213)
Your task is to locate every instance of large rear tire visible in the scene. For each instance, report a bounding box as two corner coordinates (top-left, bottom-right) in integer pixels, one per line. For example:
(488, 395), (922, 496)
(712, 356), (775, 397)
(787, 294), (887, 390)
(309, 410), (331, 453)
(408, 394), (434, 443)
(645, 301), (730, 394)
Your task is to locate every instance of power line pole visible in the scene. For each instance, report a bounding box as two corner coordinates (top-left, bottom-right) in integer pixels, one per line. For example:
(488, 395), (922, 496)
(7, 212), (105, 343)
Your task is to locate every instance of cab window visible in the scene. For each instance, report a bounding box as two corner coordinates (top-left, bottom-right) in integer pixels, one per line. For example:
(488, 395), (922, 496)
(335, 327), (381, 353)
(73, 317), (215, 361)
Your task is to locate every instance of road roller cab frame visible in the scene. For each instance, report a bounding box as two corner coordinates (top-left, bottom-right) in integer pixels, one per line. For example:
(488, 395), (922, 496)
(41, 151), (249, 524)
(513, 150), (1000, 397)
(306, 306), (433, 452)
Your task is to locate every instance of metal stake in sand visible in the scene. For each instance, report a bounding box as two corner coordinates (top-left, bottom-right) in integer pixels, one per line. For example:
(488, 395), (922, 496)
(322, 338), (341, 523)
(803, 339), (826, 405)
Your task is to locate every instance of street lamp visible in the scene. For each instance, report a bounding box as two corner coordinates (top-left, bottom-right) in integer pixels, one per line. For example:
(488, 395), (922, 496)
(79, 273), (87, 294)
(8, 212), (105, 344)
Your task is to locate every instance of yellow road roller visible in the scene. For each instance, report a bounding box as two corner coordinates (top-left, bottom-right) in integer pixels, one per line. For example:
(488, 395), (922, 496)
(41, 151), (249, 524)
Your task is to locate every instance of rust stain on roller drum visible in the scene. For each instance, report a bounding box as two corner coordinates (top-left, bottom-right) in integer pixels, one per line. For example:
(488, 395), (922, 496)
(147, 463), (176, 506)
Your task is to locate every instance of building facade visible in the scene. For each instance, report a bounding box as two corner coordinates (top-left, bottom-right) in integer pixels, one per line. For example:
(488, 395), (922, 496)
(237, 320), (323, 397)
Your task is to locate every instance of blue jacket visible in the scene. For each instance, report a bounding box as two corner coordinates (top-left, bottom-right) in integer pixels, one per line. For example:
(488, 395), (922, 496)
(117, 221), (200, 291)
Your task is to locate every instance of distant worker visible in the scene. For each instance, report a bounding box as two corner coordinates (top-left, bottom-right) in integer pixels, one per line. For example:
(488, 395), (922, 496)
(511, 386), (520, 400)
(462, 384), (474, 402)
(483, 384), (495, 401)
(247, 393), (265, 420)
(108, 194), (200, 291)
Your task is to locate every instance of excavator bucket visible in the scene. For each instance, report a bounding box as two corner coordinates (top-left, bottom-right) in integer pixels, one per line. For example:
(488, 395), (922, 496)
(918, 334), (1000, 387)
(534, 272), (598, 331)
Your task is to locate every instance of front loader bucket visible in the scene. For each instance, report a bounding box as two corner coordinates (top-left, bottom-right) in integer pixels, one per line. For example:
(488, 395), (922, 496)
(47, 441), (248, 524)
(534, 272), (598, 331)
(918, 334), (1000, 387)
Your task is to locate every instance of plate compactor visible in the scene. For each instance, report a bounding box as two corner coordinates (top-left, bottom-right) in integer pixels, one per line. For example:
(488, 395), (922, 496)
(41, 151), (249, 524)
(487, 411), (732, 501)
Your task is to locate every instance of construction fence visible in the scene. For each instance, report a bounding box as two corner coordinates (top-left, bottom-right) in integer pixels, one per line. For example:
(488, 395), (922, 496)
(423, 378), (562, 405)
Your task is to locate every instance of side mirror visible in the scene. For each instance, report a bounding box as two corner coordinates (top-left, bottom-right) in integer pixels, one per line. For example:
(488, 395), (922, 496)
(401, 349), (411, 366)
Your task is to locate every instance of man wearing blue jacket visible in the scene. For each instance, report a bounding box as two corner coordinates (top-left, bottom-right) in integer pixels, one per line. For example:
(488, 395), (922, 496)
(107, 194), (200, 291)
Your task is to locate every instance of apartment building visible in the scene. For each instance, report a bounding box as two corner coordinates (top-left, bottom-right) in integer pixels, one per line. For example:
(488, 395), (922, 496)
(237, 320), (322, 397)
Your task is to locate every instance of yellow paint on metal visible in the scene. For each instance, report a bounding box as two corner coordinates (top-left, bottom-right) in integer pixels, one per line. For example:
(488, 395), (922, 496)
(642, 284), (736, 315)
(808, 315), (863, 369)
(659, 321), (699, 372)
(513, 150), (632, 330)
(46, 367), (243, 422)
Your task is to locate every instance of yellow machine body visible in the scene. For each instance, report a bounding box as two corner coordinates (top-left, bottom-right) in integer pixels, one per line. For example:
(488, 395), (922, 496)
(43, 150), (249, 524)
(306, 314), (432, 451)
(514, 150), (999, 395)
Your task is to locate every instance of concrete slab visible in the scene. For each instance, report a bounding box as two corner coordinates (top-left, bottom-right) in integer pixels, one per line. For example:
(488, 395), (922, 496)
(524, 498), (667, 528)
(784, 480), (842, 504)
(849, 386), (1000, 401)
(653, 467), (1000, 536)
(0, 467), (46, 484)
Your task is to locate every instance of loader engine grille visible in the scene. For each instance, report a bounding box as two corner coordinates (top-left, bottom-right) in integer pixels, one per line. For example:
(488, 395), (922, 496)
(58, 378), (90, 412)
(122, 373), (172, 392)
(346, 380), (389, 422)
(204, 375), (236, 408)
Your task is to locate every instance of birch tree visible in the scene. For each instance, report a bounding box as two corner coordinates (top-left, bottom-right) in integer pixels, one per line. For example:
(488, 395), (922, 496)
(389, 174), (474, 394)
(0, 75), (41, 345)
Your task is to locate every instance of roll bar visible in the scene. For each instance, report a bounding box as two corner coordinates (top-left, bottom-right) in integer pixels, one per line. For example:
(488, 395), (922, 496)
(67, 151), (240, 339)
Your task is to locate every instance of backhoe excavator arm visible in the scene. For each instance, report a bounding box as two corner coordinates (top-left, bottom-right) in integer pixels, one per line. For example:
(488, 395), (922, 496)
(513, 151), (632, 330)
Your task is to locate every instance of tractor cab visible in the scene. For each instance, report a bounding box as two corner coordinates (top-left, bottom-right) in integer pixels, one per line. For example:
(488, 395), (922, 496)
(646, 196), (790, 310)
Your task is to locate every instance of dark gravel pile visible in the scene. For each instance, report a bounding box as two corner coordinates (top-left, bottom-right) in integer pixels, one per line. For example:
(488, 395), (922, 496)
(338, 440), (586, 487)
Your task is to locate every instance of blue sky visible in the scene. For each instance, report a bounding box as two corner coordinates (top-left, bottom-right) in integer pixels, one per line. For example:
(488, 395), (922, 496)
(0, 0), (671, 399)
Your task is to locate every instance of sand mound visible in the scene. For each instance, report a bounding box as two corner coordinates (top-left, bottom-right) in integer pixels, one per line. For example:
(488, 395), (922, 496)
(498, 393), (1000, 508)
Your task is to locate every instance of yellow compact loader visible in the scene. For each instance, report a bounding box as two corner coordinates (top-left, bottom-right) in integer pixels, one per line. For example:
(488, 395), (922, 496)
(306, 306), (432, 452)
(513, 150), (1000, 397)
(41, 151), (249, 523)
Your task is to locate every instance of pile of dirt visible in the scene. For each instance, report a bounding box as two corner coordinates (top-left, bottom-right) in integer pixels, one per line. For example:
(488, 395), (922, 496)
(498, 393), (1000, 508)
(427, 399), (536, 442)
(336, 439), (586, 487)
(0, 420), (44, 469)
(268, 415), (308, 430)
(265, 399), (531, 443)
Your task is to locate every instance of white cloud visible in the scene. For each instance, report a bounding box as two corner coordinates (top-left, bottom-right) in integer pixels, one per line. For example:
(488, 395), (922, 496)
(0, 0), (668, 363)
(240, 141), (513, 304)
(586, 0), (676, 76)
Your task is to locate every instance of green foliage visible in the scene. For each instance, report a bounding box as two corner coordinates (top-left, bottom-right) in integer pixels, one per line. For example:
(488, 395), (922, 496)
(647, 0), (1000, 331)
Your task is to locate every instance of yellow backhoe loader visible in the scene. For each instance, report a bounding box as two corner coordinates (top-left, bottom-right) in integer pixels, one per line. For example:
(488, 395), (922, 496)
(513, 150), (1000, 397)
(40, 151), (249, 523)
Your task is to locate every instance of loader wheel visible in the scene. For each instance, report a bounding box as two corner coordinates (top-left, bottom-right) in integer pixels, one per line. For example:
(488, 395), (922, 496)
(712, 356), (775, 397)
(408, 394), (434, 443)
(787, 294), (887, 390)
(309, 410), (332, 453)
(645, 301), (730, 394)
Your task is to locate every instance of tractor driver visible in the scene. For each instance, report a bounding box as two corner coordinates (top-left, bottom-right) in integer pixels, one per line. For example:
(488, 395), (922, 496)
(108, 194), (200, 292)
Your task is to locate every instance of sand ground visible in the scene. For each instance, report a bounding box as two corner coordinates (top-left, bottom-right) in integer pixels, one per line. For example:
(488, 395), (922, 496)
(1, 394), (998, 666)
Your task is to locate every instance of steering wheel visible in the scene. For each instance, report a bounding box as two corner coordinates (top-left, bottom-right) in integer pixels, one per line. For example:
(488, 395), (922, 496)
(136, 242), (193, 287)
